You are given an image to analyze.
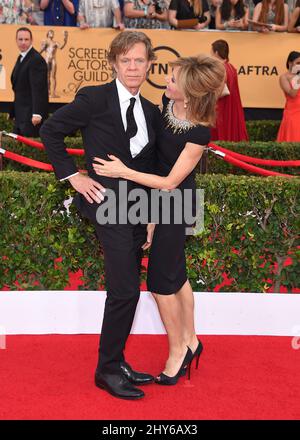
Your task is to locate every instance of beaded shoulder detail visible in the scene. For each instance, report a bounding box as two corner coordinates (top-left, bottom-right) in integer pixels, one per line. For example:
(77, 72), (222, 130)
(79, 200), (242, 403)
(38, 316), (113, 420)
(164, 99), (196, 134)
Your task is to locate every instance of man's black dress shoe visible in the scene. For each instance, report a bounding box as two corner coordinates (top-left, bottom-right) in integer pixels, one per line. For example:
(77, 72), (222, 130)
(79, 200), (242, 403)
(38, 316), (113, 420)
(120, 361), (154, 385)
(95, 372), (145, 400)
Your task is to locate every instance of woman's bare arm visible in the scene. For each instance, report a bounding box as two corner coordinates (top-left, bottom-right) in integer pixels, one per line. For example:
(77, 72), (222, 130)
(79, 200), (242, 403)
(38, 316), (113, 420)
(279, 73), (299, 98)
(288, 7), (300, 32)
(93, 143), (205, 190)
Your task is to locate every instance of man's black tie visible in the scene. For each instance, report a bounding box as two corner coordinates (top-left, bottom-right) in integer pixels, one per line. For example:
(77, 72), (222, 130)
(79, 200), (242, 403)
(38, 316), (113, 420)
(126, 97), (138, 140)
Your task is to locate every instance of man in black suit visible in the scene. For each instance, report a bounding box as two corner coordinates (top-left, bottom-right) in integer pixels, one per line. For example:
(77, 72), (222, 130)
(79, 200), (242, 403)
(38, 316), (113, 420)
(10, 27), (48, 138)
(40, 31), (160, 400)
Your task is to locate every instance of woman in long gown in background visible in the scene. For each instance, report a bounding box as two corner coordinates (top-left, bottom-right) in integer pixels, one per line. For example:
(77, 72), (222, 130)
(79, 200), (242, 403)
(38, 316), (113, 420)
(210, 39), (248, 142)
(277, 51), (300, 142)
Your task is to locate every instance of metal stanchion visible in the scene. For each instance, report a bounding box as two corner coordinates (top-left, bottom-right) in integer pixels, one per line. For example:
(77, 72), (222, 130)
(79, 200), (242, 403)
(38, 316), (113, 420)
(199, 148), (208, 174)
(196, 148), (208, 175)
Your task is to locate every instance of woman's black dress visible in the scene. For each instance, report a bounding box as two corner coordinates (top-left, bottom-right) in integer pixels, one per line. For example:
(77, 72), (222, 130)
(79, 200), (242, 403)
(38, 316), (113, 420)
(169, 0), (210, 24)
(147, 95), (210, 294)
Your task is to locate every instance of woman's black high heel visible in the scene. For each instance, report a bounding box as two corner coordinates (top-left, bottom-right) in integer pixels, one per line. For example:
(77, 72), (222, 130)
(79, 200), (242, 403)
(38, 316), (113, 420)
(155, 347), (193, 386)
(192, 339), (203, 370)
(179, 339), (203, 377)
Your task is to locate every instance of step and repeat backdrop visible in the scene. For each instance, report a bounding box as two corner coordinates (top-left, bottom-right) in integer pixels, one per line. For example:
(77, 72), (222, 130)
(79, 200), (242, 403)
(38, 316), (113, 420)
(0, 24), (299, 108)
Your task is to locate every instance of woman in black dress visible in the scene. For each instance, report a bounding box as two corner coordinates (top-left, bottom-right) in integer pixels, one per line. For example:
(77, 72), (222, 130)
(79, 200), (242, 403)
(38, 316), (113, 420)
(93, 55), (225, 385)
(288, 0), (300, 33)
(215, 0), (249, 31)
(168, 0), (211, 29)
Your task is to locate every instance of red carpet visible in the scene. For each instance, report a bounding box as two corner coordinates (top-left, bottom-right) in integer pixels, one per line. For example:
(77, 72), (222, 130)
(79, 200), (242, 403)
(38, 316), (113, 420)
(0, 335), (299, 420)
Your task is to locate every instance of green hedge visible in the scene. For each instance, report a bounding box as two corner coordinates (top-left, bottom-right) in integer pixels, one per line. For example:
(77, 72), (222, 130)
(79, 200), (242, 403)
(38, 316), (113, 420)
(0, 112), (281, 141)
(1, 136), (299, 176)
(0, 113), (14, 133)
(1, 171), (299, 292)
(246, 120), (280, 142)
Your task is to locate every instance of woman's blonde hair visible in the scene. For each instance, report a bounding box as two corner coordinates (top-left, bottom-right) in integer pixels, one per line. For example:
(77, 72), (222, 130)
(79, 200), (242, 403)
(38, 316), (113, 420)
(190, 0), (203, 16)
(169, 54), (225, 126)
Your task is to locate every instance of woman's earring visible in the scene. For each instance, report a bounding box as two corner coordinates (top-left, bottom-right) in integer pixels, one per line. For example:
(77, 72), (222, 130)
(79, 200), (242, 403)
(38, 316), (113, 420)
(184, 101), (188, 109)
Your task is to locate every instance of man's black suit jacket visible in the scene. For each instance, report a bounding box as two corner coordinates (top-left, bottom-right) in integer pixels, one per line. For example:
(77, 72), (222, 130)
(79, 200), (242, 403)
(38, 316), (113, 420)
(40, 80), (161, 223)
(10, 47), (48, 135)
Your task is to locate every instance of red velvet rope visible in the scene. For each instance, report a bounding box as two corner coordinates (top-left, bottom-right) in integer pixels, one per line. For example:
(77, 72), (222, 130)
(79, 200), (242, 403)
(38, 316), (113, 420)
(209, 143), (300, 167)
(2, 147), (294, 177)
(16, 135), (84, 156)
(11, 134), (300, 167)
(220, 152), (294, 178)
(6, 133), (300, 167)
(15, 135), (44, 150)
(2, 149), (86, 173)
(4, 150), (54, 171)
(0, 133), (297, 177)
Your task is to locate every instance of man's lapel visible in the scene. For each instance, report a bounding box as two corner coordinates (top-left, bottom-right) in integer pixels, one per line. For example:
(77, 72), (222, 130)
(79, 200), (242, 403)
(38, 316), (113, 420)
(11, 48), (35, 88)
(11, 55), (23, 88)
(106, 79), (127, 139)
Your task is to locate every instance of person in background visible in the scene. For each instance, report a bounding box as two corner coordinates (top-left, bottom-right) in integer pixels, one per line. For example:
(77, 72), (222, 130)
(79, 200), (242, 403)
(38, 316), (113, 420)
(124, 0), (170, 29)
(168, 0), (211, 30)
(10, 27), (48, 137)
(208, 0), (222, 29)
(210, 39), (248, 141)
(77, 0), (124, 29)
(25, 0), (44, 25)
(252, 0), (288, 32)
(277, 51), (300, 142)
(288, 0), (300, 32)
(0, 0), (29, 23)
(287, 0), (297, 13)
(244, 0), (255, 16)
(215, 0), (248, 30)
(40, 0), (79, 26)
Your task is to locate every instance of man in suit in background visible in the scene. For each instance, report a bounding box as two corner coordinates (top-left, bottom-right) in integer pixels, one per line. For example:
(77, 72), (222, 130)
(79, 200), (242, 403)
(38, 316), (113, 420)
(41, 31), (160, 400)
(10, 27), (48, 138)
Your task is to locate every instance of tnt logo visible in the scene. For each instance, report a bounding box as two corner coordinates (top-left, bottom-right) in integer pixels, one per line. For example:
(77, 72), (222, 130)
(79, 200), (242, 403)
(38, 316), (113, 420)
(147, 46), (180, 90)
(291, 326), (300, 350)
(0, 325), (6, 349)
